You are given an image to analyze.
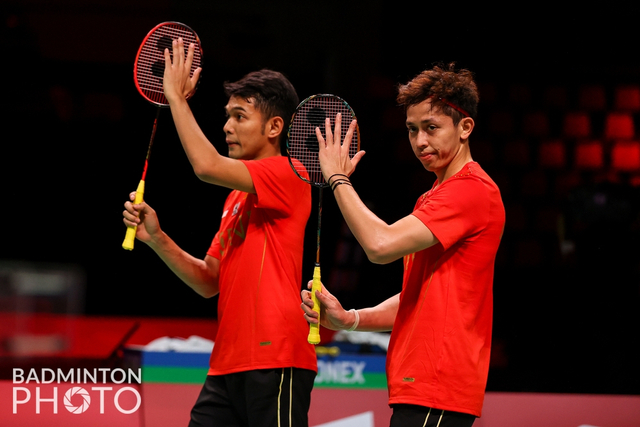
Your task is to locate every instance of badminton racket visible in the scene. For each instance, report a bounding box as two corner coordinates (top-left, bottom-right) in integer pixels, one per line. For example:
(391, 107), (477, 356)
(122, 21), (203, 250)
(286, 94), (360, 344)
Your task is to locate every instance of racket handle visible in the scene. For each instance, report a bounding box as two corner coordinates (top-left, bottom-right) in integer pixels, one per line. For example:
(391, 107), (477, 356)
(122, 180), (146, 251)
(307, 265), (322, 344)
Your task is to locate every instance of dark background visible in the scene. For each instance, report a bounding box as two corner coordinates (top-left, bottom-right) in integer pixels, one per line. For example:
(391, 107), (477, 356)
(2, 1), (639, 395)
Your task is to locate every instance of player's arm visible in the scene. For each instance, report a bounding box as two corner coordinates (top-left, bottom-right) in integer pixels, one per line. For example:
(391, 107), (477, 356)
(334, 191), (437, 264)
(166, 96), (255, 193)
(316, 115), (438, 264)
(302, 283), (398, 332)
(163, 37), (255, 193)
(353, 293), (399, 332)
(146, 231), (221, 298)
(123, 196), (220, 298)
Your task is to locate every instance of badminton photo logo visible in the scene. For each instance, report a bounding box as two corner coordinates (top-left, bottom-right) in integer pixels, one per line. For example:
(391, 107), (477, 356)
(12, 367), (142, 416)
(64, 387), (91, 414)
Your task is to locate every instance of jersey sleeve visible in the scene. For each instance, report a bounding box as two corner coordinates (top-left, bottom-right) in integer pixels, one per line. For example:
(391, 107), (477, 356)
(241, 156), (309, 213)
(411, 177), (492, 251)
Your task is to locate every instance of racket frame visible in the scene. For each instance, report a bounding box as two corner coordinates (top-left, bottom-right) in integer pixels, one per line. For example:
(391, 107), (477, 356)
(133, 21), (203, 107)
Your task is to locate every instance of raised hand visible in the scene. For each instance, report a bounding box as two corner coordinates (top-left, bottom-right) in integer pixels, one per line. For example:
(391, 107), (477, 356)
(315, 112), (365, 183)
(163, 37), (202, 103)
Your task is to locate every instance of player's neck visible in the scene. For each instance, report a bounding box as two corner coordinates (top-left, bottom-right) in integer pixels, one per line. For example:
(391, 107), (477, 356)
(255, 141), (282, 160)
(249, 142), (281, 160)
(435, 148), (473, 185)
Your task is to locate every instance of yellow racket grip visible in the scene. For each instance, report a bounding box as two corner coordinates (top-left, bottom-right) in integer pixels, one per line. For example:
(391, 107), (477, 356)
(122, 180), (145, 251)
(307, 265), (321, 344)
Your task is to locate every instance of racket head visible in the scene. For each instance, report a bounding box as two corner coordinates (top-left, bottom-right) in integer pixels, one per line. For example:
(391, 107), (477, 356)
(286, 94), (360, 187)
(133, 21), (203, 107)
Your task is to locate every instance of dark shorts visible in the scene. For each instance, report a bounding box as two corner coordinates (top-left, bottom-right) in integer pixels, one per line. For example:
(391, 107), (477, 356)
(389, 404), (476, 427)
(188, 368), (316, 427)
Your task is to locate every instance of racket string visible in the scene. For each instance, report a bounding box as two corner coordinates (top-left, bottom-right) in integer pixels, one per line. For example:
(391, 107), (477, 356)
(288, 96), (359, 186)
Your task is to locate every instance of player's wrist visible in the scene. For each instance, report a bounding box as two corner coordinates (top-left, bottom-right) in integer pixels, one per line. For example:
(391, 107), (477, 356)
(345, 308), (360, 331)
(328, 173), (351, 191)
(147, 230), (169, 249)
(165, 92), (187, 106)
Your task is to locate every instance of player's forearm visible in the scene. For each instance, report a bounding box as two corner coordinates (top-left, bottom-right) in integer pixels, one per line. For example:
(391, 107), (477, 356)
(351, 294), (399, 332)
(168, 98), (225, 181)
(332, 185), (398, 264)
(146, 231), (219, 298)
(168, 99), (255, 192)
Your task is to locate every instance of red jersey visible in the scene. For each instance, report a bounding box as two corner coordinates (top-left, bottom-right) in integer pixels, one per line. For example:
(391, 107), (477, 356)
(206, 155), (317, 375)
(386, 162), (504, 417)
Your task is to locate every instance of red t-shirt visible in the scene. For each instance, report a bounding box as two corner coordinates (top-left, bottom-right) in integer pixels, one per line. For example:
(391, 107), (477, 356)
(206, 155), (317, 375)
(386, 162), (505, 417)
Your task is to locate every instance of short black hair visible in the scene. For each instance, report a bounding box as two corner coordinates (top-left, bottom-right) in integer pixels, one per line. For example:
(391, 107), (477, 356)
(223, 69), (299, 143)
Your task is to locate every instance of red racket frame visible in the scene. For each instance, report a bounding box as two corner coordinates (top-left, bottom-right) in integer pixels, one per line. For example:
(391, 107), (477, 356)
(133, 21), (203, 106)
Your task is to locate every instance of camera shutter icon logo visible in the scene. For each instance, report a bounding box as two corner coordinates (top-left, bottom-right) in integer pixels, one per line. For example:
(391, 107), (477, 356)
(64, 387), (91, 414)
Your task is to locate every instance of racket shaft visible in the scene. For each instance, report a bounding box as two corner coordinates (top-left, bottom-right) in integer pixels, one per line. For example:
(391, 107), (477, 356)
(122, 180), (146, 250)
(307, 265), (322, 344)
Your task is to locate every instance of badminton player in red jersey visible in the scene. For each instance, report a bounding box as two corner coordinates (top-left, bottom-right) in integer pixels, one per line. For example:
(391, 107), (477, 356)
(302, 63), (505, 427)
(123, 38), (317, 427)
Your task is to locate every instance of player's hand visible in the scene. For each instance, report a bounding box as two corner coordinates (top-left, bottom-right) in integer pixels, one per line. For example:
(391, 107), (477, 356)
(316, 112), (365, 182)
(301, 280), (356, 331)
(123, 192), (162, 243)
(163, 37), (202, 103)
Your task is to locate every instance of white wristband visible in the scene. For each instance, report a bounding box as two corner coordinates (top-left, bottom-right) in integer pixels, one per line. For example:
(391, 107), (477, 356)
(346, 309), (360, 332)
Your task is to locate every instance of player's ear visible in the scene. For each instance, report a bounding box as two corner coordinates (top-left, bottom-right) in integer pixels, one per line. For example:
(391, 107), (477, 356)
(460, 117), (474, 141)
(266, 116), (285, 139)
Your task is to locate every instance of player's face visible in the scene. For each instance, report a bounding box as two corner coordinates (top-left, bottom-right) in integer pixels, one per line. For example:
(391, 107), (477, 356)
(405, 99), (468, 178)
(223, 96), (272, 160)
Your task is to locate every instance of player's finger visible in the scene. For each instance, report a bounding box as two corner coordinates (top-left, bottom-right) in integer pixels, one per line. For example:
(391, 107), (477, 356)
(351, 150), (366, 170)
(315, 127), (326, 146)
(315, 290), (330, 304)
(185, 42), (195, 69)
(304, 311), (319, 324)
(163, 46), (172, 70)
(123, 209), (139, 224)
(173, 38), (184, 63)
(192, 67), (203, 84)
(334, 113), (342, 146)
(325, 117), (333, 144)
(301, 290), (313, 305)
(301, 300), (319, 317)
(343, 119), (357, 154)
(124, 200), (134, 212)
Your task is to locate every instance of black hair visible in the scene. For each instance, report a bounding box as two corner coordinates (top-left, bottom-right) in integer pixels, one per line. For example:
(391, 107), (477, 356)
(223, 69), (299, 144)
